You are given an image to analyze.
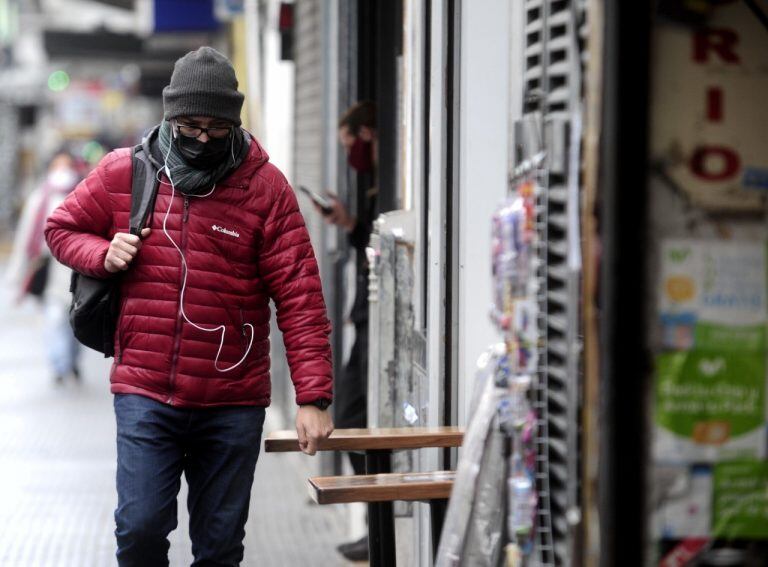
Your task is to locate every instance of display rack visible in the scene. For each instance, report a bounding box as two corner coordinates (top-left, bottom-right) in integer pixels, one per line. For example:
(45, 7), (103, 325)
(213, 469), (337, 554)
(519, 0), (587, 564)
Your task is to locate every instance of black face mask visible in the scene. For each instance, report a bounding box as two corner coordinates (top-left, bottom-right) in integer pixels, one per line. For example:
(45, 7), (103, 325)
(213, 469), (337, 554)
(174, 128), (232, 170)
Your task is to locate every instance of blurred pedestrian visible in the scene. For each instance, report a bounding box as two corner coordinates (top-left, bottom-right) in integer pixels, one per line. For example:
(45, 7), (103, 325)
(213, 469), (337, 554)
(45, 47), (334, 566)
(5, 151), (83, 384)
(315, 100), (378, 562)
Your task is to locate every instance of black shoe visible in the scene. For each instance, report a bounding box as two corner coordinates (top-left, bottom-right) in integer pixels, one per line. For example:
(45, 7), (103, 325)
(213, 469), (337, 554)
(53, 375), (64, 385)
(71, 365), (81, 381)
(337, 535), (369, 562)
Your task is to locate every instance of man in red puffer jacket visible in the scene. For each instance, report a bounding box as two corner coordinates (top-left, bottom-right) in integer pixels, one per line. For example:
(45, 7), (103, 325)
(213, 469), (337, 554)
(45, 47), (334, 566)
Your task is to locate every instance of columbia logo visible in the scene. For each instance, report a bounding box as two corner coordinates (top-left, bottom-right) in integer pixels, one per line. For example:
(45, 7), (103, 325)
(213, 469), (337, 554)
(212, 225), (240, 238)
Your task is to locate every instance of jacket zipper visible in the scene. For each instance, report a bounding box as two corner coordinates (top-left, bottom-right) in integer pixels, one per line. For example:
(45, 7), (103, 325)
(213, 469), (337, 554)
(167, 196), (190, 404)
(116, 316), (123, 364)
(116, 295), (127, 364)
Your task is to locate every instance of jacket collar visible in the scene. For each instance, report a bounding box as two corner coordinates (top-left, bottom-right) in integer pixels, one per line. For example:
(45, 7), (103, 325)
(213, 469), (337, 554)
(143, 125), (269, 190)
(220, 130), (270, 189)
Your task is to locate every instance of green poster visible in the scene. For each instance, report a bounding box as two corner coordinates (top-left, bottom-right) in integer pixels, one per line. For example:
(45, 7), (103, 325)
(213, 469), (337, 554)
(713, 460), (768, 539)
(654, 351), (766, 461)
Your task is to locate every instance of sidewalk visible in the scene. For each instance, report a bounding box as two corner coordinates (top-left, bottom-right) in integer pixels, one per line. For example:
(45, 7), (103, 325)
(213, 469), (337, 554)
(0, 280), (359, 566)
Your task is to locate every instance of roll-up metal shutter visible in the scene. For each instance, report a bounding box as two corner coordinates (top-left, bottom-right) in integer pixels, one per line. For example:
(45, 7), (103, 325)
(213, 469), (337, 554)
(518, 1), (587, 565)
(293, 0), (324, 237)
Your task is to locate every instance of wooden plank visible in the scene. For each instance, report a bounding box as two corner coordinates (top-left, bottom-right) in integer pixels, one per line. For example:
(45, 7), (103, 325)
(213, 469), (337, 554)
(308, 471), (455, 505)
(264, 426), (465, 453)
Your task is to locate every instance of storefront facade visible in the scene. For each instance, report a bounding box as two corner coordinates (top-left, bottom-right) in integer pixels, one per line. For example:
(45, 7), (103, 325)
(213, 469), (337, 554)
(240, 0), (768, 565)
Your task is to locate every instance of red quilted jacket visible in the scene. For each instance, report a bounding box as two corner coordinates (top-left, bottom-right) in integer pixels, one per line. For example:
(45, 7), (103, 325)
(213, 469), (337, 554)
(45, 138), (333, 408)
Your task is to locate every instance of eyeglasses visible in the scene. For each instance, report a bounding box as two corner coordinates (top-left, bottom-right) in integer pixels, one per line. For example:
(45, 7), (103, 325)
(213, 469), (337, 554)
(174, 121), (233, 140)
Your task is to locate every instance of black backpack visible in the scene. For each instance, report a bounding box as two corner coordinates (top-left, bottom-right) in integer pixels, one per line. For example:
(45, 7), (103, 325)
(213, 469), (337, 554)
(68, 143), (159, 356)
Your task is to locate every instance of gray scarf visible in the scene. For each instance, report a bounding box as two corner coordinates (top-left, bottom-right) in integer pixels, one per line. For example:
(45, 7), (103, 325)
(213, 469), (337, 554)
(156, 120), (249, 196)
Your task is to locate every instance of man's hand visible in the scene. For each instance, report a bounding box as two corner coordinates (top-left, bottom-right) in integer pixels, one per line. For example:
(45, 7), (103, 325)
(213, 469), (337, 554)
(296, 405), (334, 456)
(104, 228), (151, 273)
(315, 194), (356, 232)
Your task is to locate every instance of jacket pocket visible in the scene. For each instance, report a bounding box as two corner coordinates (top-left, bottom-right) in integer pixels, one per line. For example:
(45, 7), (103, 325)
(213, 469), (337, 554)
(239, 308), (251, 351)
(239, 307), (256, 367)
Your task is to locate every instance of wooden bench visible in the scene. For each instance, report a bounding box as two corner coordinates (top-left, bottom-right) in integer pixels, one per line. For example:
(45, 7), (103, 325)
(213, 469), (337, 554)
(309, 470), (455, 505)
(265, 426), (464, 453)
(309, 471), (455, 559)
(264, 427), (464, 566)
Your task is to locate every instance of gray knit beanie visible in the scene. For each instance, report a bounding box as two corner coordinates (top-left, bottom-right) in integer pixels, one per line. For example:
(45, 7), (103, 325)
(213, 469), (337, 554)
(162, 47), (244, 126)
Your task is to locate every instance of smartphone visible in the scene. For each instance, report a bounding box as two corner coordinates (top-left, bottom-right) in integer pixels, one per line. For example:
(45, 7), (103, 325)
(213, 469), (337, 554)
(299, 185), (333, 215)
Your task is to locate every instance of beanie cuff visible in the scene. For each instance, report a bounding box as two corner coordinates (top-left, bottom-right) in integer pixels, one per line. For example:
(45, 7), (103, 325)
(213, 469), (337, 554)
(163, 87), (244, 126)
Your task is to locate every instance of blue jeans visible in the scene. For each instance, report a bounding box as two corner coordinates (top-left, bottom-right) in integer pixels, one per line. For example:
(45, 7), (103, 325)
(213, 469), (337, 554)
(113, 394), (266, 567)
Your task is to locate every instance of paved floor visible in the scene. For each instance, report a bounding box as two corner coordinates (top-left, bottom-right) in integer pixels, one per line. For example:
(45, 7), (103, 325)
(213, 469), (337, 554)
(0, 280), (361, 566)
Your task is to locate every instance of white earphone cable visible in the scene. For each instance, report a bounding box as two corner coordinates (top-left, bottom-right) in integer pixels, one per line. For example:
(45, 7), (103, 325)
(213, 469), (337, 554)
(159, 126), (254, 373)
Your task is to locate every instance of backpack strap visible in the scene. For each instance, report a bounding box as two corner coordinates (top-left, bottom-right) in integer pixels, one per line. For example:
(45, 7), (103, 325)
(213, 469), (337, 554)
(129, 144), (160, 237)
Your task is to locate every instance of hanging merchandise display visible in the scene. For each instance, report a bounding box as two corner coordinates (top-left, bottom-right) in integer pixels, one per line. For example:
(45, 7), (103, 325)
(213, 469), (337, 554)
(651, 236), (768, 561)
(436, 173), (541, 567)
(435, 354), (538, 567)
(490, 177), (538, 374)
(499, 373), (537, 560)
(492, 175), (540, 567)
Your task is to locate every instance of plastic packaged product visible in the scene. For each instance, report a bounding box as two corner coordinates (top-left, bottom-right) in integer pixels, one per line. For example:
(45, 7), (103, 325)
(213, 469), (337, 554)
(511, 299), (538, 374)
(522, 410), (537, 473)
(505, 543), (523, 567)
(497, 374), (532, 436)
(508, 467), (536, 542)
(491, 197), (530, 327)
(494, 354), (513, 389)
(510, 375), (532, 426)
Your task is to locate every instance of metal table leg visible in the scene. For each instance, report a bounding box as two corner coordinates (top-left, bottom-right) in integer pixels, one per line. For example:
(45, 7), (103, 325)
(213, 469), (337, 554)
(429, 498), (449, 559)
(365, 449), (395, 567)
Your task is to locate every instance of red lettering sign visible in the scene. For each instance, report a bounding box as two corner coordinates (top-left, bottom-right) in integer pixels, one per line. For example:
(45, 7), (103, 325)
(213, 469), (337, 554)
(693, 28), (740, 64)
(689, 23), (742, 184)
(706, 87), (723, 122)
(690, 146), (740, 181)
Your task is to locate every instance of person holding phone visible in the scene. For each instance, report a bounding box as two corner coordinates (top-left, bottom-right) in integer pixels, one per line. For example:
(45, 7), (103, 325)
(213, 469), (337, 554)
(311, 101), (378, 562)
(299, 185), (334, 215)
